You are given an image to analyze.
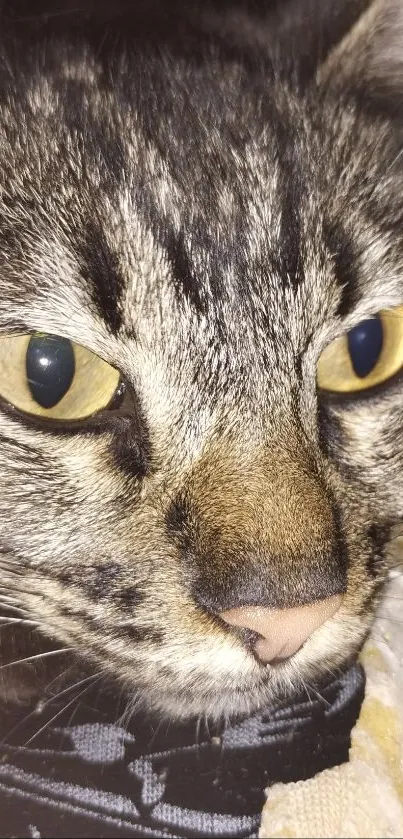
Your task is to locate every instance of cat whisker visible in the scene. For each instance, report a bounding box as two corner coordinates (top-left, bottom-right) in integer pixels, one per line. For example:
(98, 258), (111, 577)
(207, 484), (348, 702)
(0, 604), (28, 617)
(0, 594), (28, 606)
(195, 714), (201, 747)
(146, 714), (169, 750)
(43, 663), (77, 695)
(318, 662), (340, 684)
(16, 7), (92, 25)
(374, 614), (403, 625)
(1, 672), (101, 746)
(0, 593), (25, 604)
(384, 145), (403, 175)
(41, 671), (101, 708)
(0, 581), (45, 598)
(0, 597), (29, 608)
(0, 555), (24, 566)
(112, 682), (130, 729)
(0, 587), (24, 596)
(24, 678), (102, 747)
(0, 648), (72, 673)
(296, 676), (314, 706)
(0, 571), (26, 583)
(377, 594), (403, 600)
(0, 617), (38, 627)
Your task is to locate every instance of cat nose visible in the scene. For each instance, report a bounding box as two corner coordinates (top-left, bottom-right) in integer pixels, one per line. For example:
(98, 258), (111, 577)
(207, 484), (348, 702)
(220, 594), (342, 663)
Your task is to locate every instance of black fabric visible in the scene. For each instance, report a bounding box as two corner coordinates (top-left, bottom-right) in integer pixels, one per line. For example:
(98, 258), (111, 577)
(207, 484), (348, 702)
(0, 663), (365, 839)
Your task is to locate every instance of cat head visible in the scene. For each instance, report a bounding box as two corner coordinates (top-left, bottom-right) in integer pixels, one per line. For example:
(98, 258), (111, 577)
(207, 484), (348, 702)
(0, 0), (402, 719)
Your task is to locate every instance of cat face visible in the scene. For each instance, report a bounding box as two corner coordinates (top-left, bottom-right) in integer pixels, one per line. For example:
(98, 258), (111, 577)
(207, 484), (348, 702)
(0, 0), (402, 719)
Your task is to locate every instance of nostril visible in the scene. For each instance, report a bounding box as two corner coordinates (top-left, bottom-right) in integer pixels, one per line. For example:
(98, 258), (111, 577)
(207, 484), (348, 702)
(220, 594), (343, 664)
(224, 624), (261, 652)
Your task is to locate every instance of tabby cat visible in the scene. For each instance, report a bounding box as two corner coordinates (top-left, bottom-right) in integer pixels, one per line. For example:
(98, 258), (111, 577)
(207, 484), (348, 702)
(0, 0), (401, 721)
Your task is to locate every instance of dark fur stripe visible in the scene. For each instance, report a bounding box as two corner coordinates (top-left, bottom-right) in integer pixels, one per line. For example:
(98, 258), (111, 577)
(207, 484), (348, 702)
(366, 521), (392, 578)
(165, 227), (203, 311)
(116, 586), (144, 609)
(323, 220), (361, 318)
(78, 221), (124, 334)
(266, 106), (304, 290)
(277, 161), (303, 290)
(157, 221), (206, 314)
(121, 625), (163, 643)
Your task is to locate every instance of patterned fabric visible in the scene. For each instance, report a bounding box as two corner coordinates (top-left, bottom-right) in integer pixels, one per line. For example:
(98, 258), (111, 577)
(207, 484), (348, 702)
(259, 571), (403, 838)
(0, 664), (364, 839)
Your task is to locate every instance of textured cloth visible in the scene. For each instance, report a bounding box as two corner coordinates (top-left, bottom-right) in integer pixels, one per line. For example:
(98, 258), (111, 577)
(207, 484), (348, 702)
(0, 662), (364, 838)
(260, 570), (403, 838)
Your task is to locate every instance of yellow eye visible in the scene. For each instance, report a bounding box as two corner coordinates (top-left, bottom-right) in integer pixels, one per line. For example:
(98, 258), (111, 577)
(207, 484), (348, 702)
(0, 333), (121, 420)
(317, 306), (403, 393)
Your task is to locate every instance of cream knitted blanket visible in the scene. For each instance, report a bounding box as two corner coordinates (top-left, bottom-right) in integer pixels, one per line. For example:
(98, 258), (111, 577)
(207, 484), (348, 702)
(260, 569), (403, 838)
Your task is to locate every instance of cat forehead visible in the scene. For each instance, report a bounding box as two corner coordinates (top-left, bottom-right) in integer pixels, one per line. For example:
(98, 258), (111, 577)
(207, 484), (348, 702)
(0, 36), (402, 365)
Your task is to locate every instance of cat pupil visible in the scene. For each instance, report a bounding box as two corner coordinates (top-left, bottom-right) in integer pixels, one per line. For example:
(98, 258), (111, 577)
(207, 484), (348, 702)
(26, 335), (75, 409)
(347, 316), (383, 379)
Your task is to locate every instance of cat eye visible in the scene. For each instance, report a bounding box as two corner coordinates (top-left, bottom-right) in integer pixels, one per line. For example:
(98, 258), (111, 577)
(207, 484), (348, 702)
(0, 333), (121, 420)
(317, 306), (403, 393)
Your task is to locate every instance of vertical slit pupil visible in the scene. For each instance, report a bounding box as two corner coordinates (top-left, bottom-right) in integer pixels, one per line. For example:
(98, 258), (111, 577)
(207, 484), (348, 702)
(26, 334), (75, 408)
(347, 316), (383, 379)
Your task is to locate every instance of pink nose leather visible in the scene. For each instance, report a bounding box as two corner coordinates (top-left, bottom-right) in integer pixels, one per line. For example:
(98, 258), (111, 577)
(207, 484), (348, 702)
(220, 594), (342, 663)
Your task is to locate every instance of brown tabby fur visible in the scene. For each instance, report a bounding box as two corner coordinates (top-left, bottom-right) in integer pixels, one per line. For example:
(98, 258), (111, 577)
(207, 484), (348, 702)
(0, 0), (401, 720)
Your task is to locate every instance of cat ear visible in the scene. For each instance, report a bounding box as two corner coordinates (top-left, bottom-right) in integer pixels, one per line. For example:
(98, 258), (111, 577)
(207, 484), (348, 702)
(318, 0), (403, 101)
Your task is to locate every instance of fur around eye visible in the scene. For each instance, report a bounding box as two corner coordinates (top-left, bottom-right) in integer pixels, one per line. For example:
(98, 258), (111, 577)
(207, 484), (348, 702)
(317, 305), (403, 393)
(0, 333), (121, 420)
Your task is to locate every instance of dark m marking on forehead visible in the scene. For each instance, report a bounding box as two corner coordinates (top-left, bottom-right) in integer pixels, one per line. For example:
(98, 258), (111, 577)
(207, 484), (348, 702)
(77, 220), (124, 334)
(276, 168), (303, 290)
(323, 219), (361, 318)
(154, 218), (207, 315)
(269, 111), (304, 291)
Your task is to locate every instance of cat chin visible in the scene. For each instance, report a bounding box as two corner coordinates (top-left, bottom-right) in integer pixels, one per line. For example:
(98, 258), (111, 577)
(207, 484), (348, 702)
(115, 656), (354, 722)
(98, 616), (371, 722)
